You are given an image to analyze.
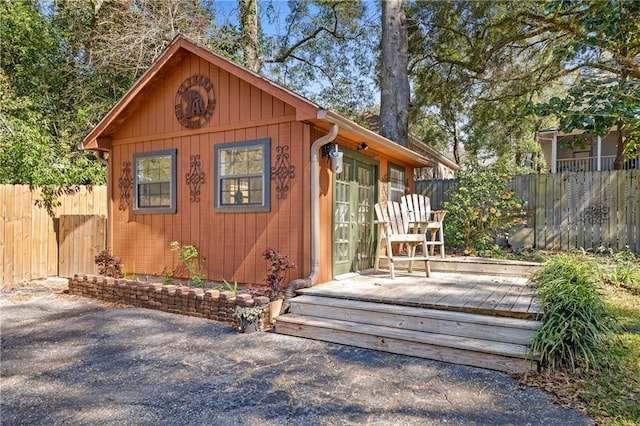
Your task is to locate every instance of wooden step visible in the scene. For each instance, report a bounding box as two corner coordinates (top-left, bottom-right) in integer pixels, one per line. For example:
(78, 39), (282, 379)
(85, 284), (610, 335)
(289, 295), (540, 346)
(432, 258), (540, 277)
(378, 257), (540, 277)
(276, 314), (538, 374)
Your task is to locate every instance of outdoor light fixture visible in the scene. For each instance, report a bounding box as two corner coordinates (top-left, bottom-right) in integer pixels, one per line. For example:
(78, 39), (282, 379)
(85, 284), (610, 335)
(357, 142), (368, 151)
(329, 144), (344, 173)
(321, 143), (337, 158)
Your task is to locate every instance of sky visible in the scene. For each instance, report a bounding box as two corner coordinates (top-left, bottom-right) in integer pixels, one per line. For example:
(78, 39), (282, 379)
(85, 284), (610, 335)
(209, 0), (381, 110)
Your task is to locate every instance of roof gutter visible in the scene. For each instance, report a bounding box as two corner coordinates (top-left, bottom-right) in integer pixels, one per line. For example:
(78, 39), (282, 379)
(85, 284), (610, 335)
(317, 110), (432, 167)
(283, 123), (339, 310)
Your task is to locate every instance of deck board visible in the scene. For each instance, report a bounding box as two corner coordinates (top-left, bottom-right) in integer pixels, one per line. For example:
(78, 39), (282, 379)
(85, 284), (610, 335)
(299, 271), (540, 319)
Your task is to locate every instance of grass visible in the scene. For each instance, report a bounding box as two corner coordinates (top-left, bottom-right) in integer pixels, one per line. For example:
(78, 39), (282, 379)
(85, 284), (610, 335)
(585, 285), (640, 424)
(519, 250), (640, 425)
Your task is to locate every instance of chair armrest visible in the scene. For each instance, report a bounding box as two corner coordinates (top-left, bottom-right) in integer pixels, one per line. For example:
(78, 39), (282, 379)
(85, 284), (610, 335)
(430, 210), (447, 222)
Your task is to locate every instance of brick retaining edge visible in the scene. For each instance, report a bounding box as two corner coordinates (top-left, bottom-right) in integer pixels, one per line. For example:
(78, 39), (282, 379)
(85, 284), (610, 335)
(69, 274), (271, 330)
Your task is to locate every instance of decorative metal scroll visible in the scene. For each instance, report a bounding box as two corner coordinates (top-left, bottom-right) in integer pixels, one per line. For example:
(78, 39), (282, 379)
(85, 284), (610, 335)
(186, 154), (205, 202)
(270, 145), (295, 199)
(582, 203), (610, 225)
(118, 161), (133, 211)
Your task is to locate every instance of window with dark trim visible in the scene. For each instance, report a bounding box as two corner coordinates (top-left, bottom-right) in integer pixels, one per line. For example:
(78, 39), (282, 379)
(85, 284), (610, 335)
(214, 138), (270, 212)
(389, 163), (406, 202)
(133, 149), (177, 214)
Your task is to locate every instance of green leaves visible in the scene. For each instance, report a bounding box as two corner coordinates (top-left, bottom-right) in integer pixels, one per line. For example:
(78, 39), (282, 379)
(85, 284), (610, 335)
(524, 0), (640, 165)
(443, 165), (526, 256)
(530, 77), (640, 163)
(532, 254), (619, 371)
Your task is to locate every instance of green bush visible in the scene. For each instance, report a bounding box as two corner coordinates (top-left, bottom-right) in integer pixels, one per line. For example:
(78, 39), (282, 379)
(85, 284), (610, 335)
(170, 241), (206, 286)
(531, 255), (619, 370)
(443, 165), (526, 256)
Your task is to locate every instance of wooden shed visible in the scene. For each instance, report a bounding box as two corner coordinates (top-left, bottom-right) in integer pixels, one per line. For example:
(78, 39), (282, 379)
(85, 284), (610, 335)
(81, 35), (433, 287)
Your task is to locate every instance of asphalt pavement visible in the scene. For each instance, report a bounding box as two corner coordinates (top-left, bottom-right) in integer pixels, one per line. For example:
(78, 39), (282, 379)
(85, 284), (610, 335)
(0, 280), (592, 425)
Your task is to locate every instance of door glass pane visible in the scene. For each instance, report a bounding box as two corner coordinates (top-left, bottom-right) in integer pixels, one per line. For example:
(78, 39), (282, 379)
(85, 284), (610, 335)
(333, 156), (376, 275)
(355, 165), (374, 270)
(333, 178), (351, 264)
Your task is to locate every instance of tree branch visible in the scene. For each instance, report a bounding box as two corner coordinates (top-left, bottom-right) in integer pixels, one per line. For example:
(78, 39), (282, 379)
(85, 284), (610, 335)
(263, 2), (344, 64)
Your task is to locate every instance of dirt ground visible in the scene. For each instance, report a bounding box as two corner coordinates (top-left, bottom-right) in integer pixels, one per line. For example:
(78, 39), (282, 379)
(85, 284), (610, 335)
(0, 278), (593, 425)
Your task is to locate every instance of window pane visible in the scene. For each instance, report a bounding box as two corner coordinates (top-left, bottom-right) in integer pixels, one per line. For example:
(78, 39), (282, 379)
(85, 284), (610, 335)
(248, 177), (262, 204)
(138, 156), (171, 182)
(215, 139), (269, 211)
(248, 147), (263, 173)
(138, 183), (170, 207)
(389, 164), (405, 203)
(134, 150), (175, 213)
(221, 178), (248, 205)
(219, 146), (264, 177)
(220, 176), (264, 205)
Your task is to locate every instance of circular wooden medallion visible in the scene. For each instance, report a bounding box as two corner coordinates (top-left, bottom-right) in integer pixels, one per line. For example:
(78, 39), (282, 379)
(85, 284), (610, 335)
(174, 75), (216, 129)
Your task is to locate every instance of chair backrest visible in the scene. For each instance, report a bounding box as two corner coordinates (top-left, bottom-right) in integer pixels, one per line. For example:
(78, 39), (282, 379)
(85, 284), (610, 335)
(401, 194), (431, 222)
(374, 201), (410, 235)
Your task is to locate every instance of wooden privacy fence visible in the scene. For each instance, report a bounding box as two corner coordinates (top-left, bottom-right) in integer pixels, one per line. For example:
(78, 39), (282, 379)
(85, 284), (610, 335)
(416, 170), (640, 253)
(0, 185), (107, 284)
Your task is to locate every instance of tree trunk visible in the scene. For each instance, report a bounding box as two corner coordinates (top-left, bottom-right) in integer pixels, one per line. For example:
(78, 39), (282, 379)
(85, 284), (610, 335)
(452, 120), (461, 165)
(613, 122), (626, 170)
(380, 0), (409, 147)
(239, 0), (260, 73)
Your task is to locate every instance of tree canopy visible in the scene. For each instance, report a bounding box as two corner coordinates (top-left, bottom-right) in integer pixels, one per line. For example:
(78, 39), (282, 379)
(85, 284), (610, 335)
(1, 0), (638, 187)
(523, 0), (640, 169)
(408, 0), (639, 169)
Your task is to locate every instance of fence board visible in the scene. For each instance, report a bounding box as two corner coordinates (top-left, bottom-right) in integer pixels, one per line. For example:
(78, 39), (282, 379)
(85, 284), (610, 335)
(635, 170), (640, 252)
(551, 174), (560, 249)
(0, 185), (107, 284)
(569, 173), (579, 250)
(607, 171), (617, 249)
(58, 215), (106, 278)
(624, 170), (633, 249)
(416, 170), (640, 254)
(4, 186), (15, 283)
(0, 185), (4, 281)
(559, 173), (568, 251)
(535, 175), (546, 249)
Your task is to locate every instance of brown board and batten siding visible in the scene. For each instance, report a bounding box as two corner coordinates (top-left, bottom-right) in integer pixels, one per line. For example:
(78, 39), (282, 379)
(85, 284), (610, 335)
(108, 52), (311, 285)
(83, 36), (434, 287)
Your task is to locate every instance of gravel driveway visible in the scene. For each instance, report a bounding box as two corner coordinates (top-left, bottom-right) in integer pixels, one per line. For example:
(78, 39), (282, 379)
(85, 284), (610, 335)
(1, 280), (592, 425)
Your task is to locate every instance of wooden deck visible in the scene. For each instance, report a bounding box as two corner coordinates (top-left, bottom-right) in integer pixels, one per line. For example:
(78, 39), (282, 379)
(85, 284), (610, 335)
(276, 264), (542, 373)
(300, 270), (540, 319)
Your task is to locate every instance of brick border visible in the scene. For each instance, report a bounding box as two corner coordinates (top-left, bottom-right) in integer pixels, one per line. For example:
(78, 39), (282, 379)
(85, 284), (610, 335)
(69, 275), (271, 330)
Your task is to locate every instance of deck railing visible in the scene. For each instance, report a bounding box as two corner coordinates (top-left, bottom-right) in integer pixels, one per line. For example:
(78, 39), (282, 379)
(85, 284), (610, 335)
(556, 155), (640, 172)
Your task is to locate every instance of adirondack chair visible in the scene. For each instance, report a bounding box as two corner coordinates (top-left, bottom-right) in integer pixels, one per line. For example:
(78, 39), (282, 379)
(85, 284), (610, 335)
(374, 201), (430, 278)
(401, 194), (447, 259)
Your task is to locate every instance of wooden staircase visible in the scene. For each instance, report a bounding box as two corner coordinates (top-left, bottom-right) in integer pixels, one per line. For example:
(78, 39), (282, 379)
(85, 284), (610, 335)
(276, 292), (541, 374)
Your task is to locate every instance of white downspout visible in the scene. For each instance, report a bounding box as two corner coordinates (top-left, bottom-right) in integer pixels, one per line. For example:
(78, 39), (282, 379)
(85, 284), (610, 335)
(283, 123), (339, 309)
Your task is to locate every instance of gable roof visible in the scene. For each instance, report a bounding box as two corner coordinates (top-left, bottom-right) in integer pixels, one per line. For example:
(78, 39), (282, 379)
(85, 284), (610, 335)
(81, 35), (433, 167)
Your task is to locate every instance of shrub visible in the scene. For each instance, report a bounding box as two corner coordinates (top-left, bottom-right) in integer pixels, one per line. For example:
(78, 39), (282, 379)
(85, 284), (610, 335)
(170, 241), (206, 286)
(531, 255), (619, 370)
(262, 248), (296, 301)
(443, 165), (526, 256)
(94, 249), (123, 278)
